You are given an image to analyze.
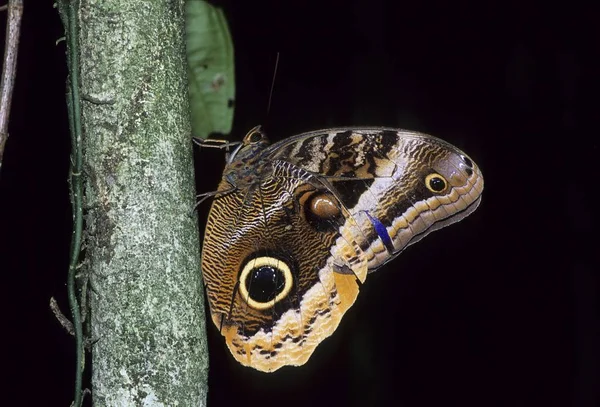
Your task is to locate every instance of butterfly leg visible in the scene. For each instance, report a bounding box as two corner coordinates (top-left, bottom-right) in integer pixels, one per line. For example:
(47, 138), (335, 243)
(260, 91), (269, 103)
(192, 137), (242, 162)
(191, 185), (237, 215)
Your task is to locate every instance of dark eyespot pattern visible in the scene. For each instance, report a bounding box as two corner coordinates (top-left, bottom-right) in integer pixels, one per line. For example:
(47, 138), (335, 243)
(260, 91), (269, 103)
(238, 256), (294, 310)
(461, 155), (474, 176)
(308, 193), (340, 219)
(425, 173), (447, 193)
(304, 192), (343, 232)
(462, 155), (473, 168)
(246, 266), (285, 303)
(461, 155), (473, 168)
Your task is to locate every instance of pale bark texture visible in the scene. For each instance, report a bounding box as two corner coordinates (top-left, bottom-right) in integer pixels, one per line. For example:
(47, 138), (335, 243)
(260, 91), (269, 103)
(77, 0), (208, 405)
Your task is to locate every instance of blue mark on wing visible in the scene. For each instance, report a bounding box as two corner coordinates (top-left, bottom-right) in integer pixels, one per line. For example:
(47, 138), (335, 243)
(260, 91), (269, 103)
(364, 211), (395, 254)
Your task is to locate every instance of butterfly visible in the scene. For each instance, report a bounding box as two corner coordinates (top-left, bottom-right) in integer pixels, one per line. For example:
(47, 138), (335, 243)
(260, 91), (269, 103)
(200, 125), (484, 372)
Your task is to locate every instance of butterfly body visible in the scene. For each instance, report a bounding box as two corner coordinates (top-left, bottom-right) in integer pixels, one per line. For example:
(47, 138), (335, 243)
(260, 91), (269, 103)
(201, 126), (483, 372)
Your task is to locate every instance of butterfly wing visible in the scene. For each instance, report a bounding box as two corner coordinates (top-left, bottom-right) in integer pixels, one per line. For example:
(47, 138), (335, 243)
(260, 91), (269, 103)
(202, 161), (368, 372)
(201, 127), (484, 372)
(264, 128), (484, 269)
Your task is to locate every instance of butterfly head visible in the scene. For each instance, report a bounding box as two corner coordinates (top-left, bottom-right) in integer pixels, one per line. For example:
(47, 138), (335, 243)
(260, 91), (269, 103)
(227, 125), (270, 163)
(221, 126), (273, 187)
(242, 125), (270, 145)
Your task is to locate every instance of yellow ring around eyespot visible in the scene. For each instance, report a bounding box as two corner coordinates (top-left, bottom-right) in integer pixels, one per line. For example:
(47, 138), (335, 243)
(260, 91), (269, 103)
(425, 173), (448, 193)
(238, 256), (294, 310)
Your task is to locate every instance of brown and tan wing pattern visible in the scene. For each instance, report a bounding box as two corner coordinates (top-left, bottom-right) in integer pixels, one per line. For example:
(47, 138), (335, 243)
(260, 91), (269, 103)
(201, 127), (484, 372)
(202, 160), (368, 372)
(265, 128), (484, 269)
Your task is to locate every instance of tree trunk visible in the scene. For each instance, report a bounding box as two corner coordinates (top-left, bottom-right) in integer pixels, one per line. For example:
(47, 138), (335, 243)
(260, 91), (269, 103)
(74, 0), (208, 405)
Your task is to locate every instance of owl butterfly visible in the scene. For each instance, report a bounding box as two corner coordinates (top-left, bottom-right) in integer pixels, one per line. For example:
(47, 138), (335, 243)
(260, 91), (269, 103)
(201, 126), (484, 372)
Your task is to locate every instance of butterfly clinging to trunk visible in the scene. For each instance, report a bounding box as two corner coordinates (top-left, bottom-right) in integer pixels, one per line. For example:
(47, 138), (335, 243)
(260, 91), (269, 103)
(200, 126), (484, 372)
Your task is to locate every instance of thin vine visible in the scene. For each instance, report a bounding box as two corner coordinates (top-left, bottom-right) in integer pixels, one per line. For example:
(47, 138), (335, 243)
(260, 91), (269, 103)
(55, 1), (85, 406)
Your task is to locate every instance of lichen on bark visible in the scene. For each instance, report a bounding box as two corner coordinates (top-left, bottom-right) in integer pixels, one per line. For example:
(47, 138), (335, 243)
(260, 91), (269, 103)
(74, 0), (208, 405)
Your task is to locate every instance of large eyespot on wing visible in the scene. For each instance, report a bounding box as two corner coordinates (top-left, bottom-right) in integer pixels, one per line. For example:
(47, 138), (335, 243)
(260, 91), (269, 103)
(238, 256), (294, 310)
(201, 165), (370, 372)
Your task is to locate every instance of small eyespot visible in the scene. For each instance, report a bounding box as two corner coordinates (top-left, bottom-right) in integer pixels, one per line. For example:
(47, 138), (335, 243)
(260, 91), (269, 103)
(303, 191), (343, 232)
(238, 256), (293, 310)
(465, 168), (473, 177)
(462, 155), (473, 168)
(425, 173), (447, 193)
(308, 193), (340, 219)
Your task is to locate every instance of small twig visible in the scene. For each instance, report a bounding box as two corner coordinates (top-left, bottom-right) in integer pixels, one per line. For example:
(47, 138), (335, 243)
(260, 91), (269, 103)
(50, 297), (76, 336)
(0, 0), (24, 172)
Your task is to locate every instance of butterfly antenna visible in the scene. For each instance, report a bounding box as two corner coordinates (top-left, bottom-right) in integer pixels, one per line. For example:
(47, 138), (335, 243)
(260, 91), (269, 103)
(266, 52), (280, 118)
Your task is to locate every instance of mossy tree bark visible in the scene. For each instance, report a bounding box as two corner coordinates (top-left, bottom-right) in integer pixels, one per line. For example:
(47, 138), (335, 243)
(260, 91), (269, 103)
(74, 0), (208, 405)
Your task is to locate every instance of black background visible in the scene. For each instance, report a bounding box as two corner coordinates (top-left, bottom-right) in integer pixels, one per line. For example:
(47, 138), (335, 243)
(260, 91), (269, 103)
(1, 1), (596, 406)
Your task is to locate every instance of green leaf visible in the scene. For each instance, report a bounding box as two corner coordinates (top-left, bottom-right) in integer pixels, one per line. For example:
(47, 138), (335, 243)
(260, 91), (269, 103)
(185, 0), (235, 139)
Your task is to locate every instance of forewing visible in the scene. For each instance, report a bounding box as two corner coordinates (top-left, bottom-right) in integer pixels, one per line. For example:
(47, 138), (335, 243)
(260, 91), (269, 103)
(265, 128), (484, 269)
